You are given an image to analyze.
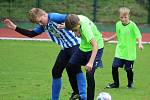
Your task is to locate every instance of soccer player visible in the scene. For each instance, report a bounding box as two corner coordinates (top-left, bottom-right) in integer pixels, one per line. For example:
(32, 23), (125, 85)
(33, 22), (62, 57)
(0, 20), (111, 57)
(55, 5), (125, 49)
(104, 7), (143, 88)
(4, 8), (87, 100)
(64, 14), (104, 100)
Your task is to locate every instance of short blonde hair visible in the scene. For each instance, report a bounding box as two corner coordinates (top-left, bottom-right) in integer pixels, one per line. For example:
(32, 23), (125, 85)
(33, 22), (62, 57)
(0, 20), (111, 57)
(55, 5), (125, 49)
(119, 7), (130, 15)
(27, 8), (46, 23)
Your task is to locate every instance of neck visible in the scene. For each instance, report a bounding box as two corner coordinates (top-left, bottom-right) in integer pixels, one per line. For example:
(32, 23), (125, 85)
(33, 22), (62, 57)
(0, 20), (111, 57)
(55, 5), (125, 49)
(122, 20), (130, 26)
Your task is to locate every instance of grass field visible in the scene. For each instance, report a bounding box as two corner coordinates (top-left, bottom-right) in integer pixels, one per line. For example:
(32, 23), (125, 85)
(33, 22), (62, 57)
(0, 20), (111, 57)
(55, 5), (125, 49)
(0, 40), (150, 100)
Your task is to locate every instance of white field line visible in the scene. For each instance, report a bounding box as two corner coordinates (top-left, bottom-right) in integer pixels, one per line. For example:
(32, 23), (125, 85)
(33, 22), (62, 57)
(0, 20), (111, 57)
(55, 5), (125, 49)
(0, 37), (51, 41)
(0, 37), (150, 44)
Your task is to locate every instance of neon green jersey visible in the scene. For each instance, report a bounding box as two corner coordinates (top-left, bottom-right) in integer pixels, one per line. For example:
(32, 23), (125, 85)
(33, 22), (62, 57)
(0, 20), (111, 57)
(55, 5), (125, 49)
(78, 15), (104, 52)
(115, 20), (142, 60)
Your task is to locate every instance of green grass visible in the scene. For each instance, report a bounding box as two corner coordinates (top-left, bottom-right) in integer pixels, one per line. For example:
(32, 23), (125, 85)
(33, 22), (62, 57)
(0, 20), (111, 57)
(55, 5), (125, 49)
(0, 40), (150, 100)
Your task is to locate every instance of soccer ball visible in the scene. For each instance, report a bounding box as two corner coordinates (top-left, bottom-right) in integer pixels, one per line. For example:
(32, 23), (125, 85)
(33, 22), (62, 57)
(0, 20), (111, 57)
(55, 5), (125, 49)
(96, 92), (112, 100)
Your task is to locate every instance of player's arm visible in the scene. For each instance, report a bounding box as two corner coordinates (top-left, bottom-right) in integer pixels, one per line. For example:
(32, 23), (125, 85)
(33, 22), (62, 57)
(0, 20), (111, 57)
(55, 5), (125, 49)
(137, 38), (144, 50)
(57, 23), (65, 29)
(86, 39), (98, 72)
(4, 19), (17, 30)
(50, 13), (67, 23)
(104, 22), (118, 42)
(4, 19), (42, 38)
(132, 22), (144, 50)
(81, 22), (98, 71)
(103, 33), (116, 42)
(15, 27), (42, 38)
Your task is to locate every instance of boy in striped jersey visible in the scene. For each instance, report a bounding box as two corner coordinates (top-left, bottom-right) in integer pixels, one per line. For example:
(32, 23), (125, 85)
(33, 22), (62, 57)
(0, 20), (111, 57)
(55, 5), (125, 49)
(4, 8), (86, 100)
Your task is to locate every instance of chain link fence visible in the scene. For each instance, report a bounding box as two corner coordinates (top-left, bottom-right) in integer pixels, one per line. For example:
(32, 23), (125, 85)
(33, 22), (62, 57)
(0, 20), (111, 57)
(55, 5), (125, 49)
(0, 0), (150, 24)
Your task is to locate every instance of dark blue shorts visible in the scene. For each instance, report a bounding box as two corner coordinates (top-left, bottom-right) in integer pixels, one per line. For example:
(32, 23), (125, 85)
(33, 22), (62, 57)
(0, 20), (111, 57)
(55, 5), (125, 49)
(52, 45), (82, 78)
(112, 57), (134, 70)
(69, 48), (104, 70)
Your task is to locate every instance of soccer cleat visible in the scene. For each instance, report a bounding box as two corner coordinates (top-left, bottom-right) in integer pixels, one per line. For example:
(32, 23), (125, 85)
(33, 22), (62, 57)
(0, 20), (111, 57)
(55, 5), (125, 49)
(106, 83), (119, 88)
(69, 92), (80, 100)
(127, 82), (134, 88)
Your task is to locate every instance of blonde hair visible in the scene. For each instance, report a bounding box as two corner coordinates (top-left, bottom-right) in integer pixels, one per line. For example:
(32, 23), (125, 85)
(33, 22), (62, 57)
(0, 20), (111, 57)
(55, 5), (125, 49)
(27, 8), (46, 23)
(119, 7), (130, 15)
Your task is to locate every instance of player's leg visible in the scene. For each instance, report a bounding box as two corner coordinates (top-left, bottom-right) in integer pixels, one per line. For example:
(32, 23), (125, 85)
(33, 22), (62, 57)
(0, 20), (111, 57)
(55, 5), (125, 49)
(111, 67), (119, 87)
(67, 63), (86, 100)
(106, 57), (123, 88)
(66, 65), (79, 100)
(86, 69), (95, 100)
(69, 49), (87, 100)
(65, 45), (80, 100)
(86, 48), (103, 100)
(52, 50), (69, 100)
(125, 60), (134, 88)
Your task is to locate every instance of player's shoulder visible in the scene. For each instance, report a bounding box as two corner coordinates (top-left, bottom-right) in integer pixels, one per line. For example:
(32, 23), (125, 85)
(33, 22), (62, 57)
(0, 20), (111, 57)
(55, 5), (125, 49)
(48, 13), (60, 16)
(48, 13), (66, 17)
(129, 20), (136, 24)
(116, 21), (122, 26)
(129, 20), (138, 27)
(78, 15), (91, 25)
(78, 15), (88, 20)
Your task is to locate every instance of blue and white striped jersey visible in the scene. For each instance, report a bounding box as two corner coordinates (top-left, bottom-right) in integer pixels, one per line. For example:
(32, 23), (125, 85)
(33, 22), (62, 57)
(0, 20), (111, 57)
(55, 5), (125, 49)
(33, 13), (80, 49)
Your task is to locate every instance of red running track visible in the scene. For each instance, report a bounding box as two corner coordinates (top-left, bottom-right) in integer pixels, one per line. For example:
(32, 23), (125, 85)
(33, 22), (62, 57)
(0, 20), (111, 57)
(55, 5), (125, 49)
(0, 28), (150, 42)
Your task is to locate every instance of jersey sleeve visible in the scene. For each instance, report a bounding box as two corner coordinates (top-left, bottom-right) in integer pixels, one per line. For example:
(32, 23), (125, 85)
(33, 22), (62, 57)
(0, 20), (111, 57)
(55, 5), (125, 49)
(33, 25), (45, 34)
(49, 13), (67, 24)
(116, 21), (120, 35)
(132, 23), (142, 39)
(15, 26), (42, 38)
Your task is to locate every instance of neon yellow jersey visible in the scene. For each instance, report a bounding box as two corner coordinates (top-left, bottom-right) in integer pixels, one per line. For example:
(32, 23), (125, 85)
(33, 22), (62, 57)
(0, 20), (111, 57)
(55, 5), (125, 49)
(115, 20), (142, 60)
(78, 15), (104, 52)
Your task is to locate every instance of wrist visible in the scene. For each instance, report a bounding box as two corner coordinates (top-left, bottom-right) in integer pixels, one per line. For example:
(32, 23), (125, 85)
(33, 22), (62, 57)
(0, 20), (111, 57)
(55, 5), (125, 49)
(13, 25), (17, 30)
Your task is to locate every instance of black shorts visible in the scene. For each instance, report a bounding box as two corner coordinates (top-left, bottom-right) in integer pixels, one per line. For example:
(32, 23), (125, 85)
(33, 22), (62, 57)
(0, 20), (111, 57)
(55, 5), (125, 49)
(112, 57), (134, 70)
(52, 45), (81, 78)
(69, 48), (104, 70)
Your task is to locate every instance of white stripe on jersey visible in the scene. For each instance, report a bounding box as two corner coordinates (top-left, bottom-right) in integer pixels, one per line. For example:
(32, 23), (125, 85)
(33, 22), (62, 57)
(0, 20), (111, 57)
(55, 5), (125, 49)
(46, 21), (80, 49)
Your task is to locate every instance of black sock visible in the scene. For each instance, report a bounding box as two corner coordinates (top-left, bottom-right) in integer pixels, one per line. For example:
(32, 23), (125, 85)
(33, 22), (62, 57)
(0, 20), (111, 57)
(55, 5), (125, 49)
(126, 69), (134, 84)
(86, 69), (95, 100)
(112, 67), (119, 85)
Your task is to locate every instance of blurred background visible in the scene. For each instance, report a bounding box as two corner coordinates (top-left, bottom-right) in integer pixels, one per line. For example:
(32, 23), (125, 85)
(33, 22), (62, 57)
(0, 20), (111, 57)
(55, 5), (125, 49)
(0, 0), (150, 32)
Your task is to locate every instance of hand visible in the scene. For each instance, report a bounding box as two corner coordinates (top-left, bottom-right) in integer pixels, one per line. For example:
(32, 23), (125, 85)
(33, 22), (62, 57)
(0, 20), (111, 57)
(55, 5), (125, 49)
(57, 23), (65, 30)
(3, 19), (16, 30)
(138, 43), (144, 50)
(85, 62), (93, 72)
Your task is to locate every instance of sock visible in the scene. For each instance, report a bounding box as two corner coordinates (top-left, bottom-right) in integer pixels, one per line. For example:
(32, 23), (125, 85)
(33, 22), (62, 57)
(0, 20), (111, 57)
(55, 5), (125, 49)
(86, 70), (95, 100)
(112, 67), (119, 85)
(52, 78), (62, 100)
(76, 72), (87, 100)
(126, 69), (134, 84)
